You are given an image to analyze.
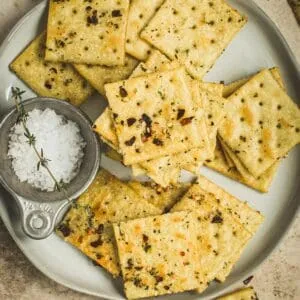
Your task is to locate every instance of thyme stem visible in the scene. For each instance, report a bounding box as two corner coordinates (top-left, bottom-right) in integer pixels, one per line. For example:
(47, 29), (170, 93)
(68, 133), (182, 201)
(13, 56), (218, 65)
(11, 87), (68, 195)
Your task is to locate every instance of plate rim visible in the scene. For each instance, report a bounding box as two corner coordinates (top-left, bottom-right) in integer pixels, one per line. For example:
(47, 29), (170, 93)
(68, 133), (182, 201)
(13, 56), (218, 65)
(0, 0), (299, 299)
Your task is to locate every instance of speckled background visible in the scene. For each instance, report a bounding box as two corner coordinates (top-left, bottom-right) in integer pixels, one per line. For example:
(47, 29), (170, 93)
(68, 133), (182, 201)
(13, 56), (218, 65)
(0, 1), (299, 299)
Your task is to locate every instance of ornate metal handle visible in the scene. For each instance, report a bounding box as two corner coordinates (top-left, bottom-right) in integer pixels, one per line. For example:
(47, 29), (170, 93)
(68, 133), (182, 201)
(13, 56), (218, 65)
(15, 196), (70, 239)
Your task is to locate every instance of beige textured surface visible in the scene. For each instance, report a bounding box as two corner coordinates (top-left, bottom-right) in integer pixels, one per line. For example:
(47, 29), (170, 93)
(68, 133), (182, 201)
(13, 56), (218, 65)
(0, 1), (299, 300)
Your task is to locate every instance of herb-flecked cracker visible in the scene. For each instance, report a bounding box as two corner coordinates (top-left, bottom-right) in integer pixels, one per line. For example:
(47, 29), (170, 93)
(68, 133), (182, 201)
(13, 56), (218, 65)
(205, 68), (284, 192)
(222, 67), (284, 98)
(93, 108), (119, 149)
(10, 33), (94, 106)
(141, 0), (247, 79)
(205, 139), (278, 192)
(125, 0), (165, 60)
(128, 181), (190, 212)
(219, 136), (280, 191)
(195, 175), (264, 234)
(56, 169), (160, 277)
(219, 69), (300, 177)
(105, 67), (209, 165)
(74, 55), (139, 95)
(171, 184), (252, 287)
(113, 210), (210, 298)
(46, 0), (129, 65)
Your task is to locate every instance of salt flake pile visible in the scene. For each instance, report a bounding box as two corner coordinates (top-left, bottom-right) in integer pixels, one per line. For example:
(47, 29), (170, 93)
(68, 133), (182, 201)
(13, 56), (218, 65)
(8, 108), (86, 192)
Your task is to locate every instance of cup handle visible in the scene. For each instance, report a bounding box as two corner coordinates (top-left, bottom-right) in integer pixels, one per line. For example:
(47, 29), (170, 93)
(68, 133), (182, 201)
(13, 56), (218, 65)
(15, 196), (70, 240)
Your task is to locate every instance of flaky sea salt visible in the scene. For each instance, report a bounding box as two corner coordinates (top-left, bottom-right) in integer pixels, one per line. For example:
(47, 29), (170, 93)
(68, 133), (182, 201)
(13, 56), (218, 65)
(7, 108), (86, 192)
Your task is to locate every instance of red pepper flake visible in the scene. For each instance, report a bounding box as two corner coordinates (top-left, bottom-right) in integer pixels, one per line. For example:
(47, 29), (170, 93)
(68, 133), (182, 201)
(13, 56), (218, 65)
(119, 86), (128, 97)
(90, 237), (103, 248)
(177, 109), (185, 120)
(180, 251), (185, 256)
(57, 223), (71, 237)
(243, 275), (254, 285)
(125, 136), (136, 146)
(112, 10), (122, 17)
(142, 234), (149, 242)
(127, 118), (136, 126)
(44, 81), (52, 89)
(155, 276), (163, 283)
(153, 138), (164, 146)
(96, 224), (104, 234)
(211, 214), (223, 223)
(180, 116), (194, 126)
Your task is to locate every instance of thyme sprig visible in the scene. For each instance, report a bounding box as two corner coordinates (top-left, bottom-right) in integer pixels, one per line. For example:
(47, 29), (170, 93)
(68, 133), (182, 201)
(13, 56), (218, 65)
(11, 87), (66, 192)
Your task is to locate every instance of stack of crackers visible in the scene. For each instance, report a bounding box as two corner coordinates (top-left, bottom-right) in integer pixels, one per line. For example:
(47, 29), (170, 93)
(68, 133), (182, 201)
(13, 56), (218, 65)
(57, 169), (264, 299)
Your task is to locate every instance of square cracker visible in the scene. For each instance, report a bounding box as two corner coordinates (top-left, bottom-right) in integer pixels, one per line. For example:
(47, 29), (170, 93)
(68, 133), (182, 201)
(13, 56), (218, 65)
(74, 55), (139, 95)
(194, 175), (264, 234)
(125, 0), (165, 60)
(93, 108), (119, 149)
(46, 0), (129, 65)
(205, 67), (284, 192)
(171, 180), (258, 283)
(141, 0), (247, 79)
(218, 69), (300, 178)
(128, 181), (190, 212)
(56, 169), (161, 277)
(105, 67), (209, 165)
(113, 210), (206, 298)
(205, 139), (278, 193)
(222, 67), (284, 98)
(10, 33), (94, 106)
(219, 136), (280, 191)
(114, 204), (251, 298)
(95, 51), (222, 184)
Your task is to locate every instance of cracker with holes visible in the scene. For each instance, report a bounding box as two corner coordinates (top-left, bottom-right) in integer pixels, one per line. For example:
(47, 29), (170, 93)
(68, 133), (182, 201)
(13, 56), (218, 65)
(113, 210), (207, 298)
(74, 55), (139, 95)
(128, 181), (190, 212)
(205, 138), (279, 192)
(125, 0), (165, 60)
(9, 33), (94, 106)
(104, 67), (209, 165)
(46, 0), (129, 65)
(114, 204), (251, 298)
(93, 108), (119, 149)
(141, 0), (247, 79)
(56, 169), (161, 277)
(205, 68), (284, 192)
(171, 178), (261, 284)
(219, 69), (300, 178)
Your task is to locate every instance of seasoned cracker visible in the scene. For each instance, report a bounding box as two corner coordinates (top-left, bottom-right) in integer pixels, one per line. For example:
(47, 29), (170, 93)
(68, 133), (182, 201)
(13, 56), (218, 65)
(219, 136), (280, 190)
(113, 210), (208, 298)
(46, 0), (129, 65)
(222, 67), (284, 98)
(128, 181), (190, 212)
(141, 0), (247, 79)
(56, 169), (160, 277)
(74, 55), (139, 95)
(205, 139), (278, 193)
(125, 0), (165, 60)
(93, 108), (119, 149)
(171, 177), (262, 282)
(105, 68), (209, 165)
(219, 69), (300, 177)
(10, 33), (93, 106)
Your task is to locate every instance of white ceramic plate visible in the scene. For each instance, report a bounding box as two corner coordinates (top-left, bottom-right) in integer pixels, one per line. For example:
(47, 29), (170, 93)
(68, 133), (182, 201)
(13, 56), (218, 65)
(0, 1), (299, 299)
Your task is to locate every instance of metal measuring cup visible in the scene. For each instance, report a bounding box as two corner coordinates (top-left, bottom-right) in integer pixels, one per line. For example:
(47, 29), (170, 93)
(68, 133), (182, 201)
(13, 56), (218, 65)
(0, 97), (101, 239)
